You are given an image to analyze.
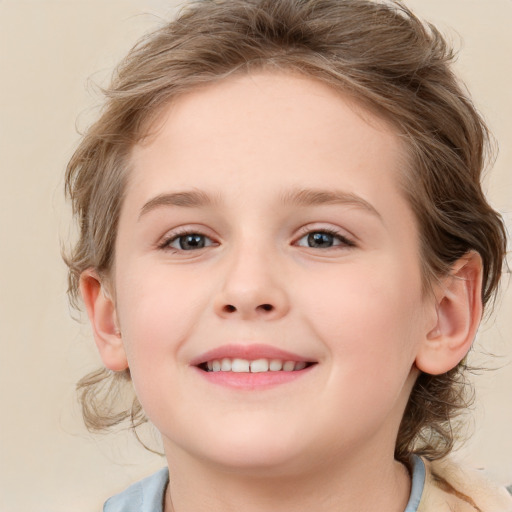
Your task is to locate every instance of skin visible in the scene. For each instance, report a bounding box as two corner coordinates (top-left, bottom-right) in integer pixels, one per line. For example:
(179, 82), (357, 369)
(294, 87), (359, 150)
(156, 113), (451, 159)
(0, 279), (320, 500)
(82, 72), (483, 511)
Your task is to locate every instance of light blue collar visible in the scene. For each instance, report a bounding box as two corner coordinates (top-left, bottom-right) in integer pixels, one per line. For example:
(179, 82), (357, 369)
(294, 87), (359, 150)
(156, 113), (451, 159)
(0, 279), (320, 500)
(404, 455), (426, 512)
(104, 456), (426, 512)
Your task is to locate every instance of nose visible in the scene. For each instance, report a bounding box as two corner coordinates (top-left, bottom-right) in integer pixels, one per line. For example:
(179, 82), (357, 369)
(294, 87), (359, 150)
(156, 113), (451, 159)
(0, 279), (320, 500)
(213, 243), (290, 321)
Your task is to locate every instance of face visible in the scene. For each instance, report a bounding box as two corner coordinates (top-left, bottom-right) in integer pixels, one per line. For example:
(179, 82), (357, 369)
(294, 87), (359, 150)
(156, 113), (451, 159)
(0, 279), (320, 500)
(110, 72), (436, 474)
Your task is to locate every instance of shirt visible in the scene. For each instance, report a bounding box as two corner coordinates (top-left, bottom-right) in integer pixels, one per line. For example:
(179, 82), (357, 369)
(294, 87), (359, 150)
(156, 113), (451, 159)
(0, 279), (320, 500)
(103, 455), (427, 512)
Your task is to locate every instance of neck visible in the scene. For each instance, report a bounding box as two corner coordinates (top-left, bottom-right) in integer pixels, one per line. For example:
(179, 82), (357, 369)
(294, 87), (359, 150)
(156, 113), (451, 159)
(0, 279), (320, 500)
(163, 444), (411, 512)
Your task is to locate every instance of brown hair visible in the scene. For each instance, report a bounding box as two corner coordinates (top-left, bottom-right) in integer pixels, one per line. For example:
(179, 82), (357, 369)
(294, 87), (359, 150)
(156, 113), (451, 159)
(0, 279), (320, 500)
(64, 0), (508, 462)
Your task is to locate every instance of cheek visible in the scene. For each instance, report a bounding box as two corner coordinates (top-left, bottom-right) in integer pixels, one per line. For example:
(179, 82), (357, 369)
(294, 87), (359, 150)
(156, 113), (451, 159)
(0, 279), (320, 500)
(297, 259), (425, 369)
(114, 265), (210, 367)
(281, 261), (426, 446)
(112, 267), (214, 426)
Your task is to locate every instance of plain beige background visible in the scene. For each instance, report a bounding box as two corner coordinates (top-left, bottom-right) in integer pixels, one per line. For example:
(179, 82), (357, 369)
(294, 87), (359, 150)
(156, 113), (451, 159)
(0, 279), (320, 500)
(0, 1), (511, 511)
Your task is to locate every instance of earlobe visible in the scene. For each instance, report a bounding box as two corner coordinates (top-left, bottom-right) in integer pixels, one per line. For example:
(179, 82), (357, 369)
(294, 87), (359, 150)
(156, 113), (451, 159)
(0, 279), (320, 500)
(80, 269), (128, 372)
(416, 252), (483, 375)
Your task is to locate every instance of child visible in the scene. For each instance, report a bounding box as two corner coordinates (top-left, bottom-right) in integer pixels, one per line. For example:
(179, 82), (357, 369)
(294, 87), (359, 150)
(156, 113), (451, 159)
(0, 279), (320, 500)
(64, 0), (512, 510)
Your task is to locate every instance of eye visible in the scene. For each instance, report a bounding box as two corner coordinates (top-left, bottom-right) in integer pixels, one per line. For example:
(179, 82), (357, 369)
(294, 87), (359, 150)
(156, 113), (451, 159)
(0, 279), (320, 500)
(163, 232), (215, 251)
(295, 230), (355, 249)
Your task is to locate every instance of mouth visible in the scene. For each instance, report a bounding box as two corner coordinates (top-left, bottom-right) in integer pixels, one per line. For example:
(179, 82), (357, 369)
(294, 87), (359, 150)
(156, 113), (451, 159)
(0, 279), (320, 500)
(198, 358), (315, 373)
(191, 344), (317, 387)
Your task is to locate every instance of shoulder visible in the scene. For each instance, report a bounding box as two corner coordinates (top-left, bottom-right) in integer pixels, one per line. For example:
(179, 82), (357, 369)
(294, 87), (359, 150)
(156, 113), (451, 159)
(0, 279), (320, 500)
(418, 457), (512, 512)
(103, 467), (169, 512)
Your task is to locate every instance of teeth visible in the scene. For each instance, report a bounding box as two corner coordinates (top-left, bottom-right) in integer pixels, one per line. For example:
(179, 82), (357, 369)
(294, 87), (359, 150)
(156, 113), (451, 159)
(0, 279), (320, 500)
(250, 359), (269, 373)
(232, 358), (250, 372)
(204, 358), (309, 373)
(283, 361), (296, 372)
(269, 359), (283, 371)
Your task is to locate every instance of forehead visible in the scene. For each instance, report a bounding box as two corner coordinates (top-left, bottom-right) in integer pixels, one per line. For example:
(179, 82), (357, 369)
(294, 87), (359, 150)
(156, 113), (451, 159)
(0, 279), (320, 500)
(118, 70), (423, 290)
(128, 72), (409, 204)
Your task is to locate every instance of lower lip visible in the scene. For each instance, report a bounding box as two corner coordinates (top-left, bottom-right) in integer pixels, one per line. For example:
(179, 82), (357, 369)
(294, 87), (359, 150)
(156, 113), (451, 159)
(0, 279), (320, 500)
(192, 365), (315, 390)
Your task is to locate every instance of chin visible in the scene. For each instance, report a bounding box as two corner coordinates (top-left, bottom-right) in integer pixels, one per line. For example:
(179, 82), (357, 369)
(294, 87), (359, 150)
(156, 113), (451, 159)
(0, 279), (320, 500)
(174, 427), (311, 476)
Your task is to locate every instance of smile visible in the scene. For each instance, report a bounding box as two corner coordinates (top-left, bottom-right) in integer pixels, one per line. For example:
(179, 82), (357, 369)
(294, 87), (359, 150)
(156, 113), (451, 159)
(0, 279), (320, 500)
(191, 344), (317, 389)
(199, 358), (313, 373)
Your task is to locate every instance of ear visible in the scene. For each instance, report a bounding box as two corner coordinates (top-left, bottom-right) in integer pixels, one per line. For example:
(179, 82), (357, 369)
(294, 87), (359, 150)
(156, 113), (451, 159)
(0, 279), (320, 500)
(415, 251), (483, 375)
(79, 269), (128, 372)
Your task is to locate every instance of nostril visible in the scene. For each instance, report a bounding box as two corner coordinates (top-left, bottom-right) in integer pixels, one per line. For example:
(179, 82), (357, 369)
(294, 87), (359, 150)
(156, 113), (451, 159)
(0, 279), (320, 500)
(220, 303), (275, 314)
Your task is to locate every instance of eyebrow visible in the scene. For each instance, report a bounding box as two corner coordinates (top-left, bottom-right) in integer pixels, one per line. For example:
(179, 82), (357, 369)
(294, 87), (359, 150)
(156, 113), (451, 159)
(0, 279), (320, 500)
(280, 188), (382, 219)
(139, 190), (217, 219)
(138, 187), (381, 220)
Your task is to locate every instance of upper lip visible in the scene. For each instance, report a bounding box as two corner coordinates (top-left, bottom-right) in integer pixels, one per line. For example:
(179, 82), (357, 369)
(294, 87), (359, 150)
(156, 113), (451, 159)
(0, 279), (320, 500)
(189, 343), (315, 366)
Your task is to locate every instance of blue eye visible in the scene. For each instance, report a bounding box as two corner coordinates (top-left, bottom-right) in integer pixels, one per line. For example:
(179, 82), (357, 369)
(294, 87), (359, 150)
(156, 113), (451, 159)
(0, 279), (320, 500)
(296, 230), (354, 249)
(166, 233), (214, 250)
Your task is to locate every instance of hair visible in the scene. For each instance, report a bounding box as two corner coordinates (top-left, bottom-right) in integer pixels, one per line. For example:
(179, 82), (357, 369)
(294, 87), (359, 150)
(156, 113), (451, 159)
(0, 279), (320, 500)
(64, 0), (508, 463)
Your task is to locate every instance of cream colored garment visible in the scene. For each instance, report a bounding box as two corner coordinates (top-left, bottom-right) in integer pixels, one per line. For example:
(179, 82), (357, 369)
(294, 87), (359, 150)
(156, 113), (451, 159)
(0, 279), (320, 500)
(417, 458), (512, 512)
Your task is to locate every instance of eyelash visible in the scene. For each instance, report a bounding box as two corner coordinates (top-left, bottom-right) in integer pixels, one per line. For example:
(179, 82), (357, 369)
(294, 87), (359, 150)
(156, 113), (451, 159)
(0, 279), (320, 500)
(158, 228), (217, 252)
(158, 227), (356, 253)
(294, 227), (356, 249)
